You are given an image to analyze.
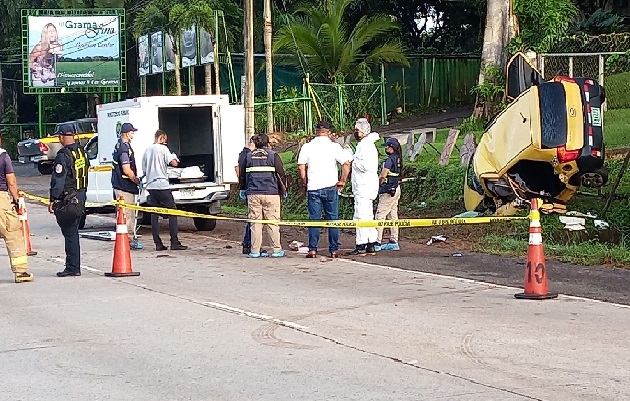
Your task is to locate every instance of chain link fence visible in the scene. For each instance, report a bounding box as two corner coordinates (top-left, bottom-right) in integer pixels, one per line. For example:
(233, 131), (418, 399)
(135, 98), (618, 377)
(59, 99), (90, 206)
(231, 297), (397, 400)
(541, 33), (630, 110)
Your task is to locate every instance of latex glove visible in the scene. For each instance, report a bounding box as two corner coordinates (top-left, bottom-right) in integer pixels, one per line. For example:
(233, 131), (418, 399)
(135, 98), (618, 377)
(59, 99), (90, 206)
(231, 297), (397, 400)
(239, 190), (246, 200)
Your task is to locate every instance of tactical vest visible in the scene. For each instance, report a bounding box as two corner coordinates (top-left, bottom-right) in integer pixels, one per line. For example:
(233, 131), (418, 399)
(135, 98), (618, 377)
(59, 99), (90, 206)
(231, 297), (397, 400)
(385, 154), (401, 187)
(245, 148), (279, 195)
(60, 146), (88, 193)
(112, 140), (139, 194)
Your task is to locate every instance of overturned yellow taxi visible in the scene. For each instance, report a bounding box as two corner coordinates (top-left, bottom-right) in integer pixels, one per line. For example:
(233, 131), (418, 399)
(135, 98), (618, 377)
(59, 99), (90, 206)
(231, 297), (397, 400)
(465, 53), (608, 215)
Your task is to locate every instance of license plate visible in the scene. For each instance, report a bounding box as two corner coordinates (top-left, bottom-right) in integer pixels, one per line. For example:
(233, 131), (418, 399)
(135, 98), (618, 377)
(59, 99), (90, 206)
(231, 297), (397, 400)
(18, 156), (29, 164)
(179, 188), (195, 198)
(591, 107), (601, 127)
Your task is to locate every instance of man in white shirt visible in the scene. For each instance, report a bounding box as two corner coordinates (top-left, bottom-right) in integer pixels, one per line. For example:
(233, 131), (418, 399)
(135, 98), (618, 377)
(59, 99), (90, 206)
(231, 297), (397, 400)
(298, 121), (352, 258)
(347, 118), (380, 256)
(142, 130), (187, 251)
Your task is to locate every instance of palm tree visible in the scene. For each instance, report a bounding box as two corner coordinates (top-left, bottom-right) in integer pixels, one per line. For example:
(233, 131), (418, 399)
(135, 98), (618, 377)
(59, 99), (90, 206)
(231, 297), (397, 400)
(273, 0), (409, 84)
(134, 0), (186, 95)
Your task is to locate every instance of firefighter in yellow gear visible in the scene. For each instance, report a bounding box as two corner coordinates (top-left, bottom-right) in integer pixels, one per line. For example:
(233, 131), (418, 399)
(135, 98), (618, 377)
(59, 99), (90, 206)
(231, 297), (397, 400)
(0, 134), (32, 283)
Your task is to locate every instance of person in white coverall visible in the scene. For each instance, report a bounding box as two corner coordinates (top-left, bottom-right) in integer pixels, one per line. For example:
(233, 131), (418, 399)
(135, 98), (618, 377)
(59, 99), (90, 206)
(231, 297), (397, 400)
(347, 118), (380, 256)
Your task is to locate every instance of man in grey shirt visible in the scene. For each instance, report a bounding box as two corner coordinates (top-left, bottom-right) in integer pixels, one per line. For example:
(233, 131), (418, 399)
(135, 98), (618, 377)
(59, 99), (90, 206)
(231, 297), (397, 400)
(142, 130), (187, 251)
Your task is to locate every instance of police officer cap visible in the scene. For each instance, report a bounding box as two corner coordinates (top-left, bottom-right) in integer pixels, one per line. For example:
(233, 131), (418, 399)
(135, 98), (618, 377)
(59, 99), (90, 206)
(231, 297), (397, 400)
(56, 123), (75, 136)
(120, 123), (138, 133)
(384, 137), (400, 150)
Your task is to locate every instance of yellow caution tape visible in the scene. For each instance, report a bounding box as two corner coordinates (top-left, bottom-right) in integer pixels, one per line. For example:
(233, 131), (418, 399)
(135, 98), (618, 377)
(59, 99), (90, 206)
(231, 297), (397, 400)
(39, 133), (96, 143)
(19, 190), (529, 228)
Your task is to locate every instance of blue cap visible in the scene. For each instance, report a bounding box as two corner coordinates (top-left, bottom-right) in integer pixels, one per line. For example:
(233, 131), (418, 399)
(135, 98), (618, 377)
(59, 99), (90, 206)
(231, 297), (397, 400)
(384, 137), (400, 149)
(120, 123), (138, 133)
(55, 123), (75, 136)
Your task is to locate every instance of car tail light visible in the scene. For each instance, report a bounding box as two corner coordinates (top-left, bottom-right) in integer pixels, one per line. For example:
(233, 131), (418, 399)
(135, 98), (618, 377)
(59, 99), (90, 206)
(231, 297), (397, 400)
(591, 149), (602, 158)
(38, 142), (49, 153)
(557, 145), (580, 163)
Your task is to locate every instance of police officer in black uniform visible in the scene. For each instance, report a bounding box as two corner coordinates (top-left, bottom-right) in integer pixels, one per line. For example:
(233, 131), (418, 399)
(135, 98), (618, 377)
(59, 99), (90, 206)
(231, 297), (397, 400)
(48, 124), (88, 277)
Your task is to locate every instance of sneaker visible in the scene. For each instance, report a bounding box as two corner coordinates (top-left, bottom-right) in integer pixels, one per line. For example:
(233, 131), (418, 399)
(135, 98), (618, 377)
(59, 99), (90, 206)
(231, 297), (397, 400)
(248, 252), (269, 258)
(130, 239), (144, 250)
(374, 243), (382, 252)
(261, 250), (269, 257)
(306, 251), (317, 259)
(271, 250), (285, 258)
(346, 246), (367, 256)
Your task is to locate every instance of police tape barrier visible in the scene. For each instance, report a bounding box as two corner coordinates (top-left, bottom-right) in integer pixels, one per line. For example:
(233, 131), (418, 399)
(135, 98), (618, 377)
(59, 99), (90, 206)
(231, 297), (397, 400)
(20, 190), (530, 228)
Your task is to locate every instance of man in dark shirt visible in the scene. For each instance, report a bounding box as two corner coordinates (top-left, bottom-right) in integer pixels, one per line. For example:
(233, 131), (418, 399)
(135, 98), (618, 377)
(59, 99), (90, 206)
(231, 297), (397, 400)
(239, 134), (287, 258)
(236, 136), (255, 254)
(112, 123), (142, 250)
(0, 133), (33, 282)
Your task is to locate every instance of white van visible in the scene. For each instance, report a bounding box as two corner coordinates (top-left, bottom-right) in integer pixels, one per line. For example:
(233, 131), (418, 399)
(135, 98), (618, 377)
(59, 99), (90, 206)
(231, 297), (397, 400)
(83, 95), (245, 231)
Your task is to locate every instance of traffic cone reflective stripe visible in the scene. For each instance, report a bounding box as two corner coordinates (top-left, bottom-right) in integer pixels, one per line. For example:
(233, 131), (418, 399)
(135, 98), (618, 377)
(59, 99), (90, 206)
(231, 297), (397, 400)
(17, 193), (37, 256)
(515, 198), (557, 300)
(105, 197), (140, 277)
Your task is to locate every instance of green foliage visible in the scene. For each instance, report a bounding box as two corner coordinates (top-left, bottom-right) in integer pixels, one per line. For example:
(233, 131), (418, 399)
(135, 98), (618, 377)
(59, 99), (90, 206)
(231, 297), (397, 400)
(274, 0), (409, 83)
(458, 116), (485, 134)
(254, 86), (306, 134)
(471, 64), (507, 118)
(0, 106), (19, 158)
(606, 73), (630, 110)
(576, 8), (626, 35)
(511, 0), (578, 53)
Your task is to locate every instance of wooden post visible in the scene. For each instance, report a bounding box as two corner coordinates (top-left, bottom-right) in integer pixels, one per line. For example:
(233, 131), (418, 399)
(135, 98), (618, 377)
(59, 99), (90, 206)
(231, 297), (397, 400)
(244, 0), (255, 138)
(264, 0), (274, 133)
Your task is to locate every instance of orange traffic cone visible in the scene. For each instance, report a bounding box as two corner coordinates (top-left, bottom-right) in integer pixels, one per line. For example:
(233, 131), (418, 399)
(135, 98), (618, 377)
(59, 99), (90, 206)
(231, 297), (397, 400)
(105, 198), (140, 277)
(17, 193), (37, 256)
(515, 198), (557, 300)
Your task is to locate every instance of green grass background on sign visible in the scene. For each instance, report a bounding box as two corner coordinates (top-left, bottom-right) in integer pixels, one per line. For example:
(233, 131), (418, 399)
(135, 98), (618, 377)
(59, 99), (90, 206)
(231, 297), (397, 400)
(55, 61), (120, 85)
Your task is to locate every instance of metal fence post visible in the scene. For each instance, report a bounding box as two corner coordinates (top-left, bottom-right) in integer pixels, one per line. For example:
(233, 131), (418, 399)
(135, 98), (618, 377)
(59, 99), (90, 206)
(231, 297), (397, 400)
(402, 67), (406, 113)
(380, 64), (386, 126)
(568, 56), (573, 78)
(599, 54), (607, 111)
(37, 95), (43, 138)
(337, 83), (344, 131)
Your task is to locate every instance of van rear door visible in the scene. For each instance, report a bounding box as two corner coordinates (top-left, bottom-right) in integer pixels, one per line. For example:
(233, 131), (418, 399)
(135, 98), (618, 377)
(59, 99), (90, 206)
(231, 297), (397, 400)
(216, 105), (245, 184)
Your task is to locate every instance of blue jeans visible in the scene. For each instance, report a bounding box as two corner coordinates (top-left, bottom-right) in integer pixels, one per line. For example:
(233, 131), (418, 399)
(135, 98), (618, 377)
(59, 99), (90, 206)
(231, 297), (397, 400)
(307, 186), (340, 253)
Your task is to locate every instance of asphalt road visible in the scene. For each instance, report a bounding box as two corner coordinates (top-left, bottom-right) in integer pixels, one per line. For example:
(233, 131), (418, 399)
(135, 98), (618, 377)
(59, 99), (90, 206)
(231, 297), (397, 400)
(14, 162), (630, 306)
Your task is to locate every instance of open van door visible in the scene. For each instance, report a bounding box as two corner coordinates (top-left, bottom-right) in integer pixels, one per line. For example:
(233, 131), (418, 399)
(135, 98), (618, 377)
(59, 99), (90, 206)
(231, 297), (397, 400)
(217, 105), (245, 184)
(506, 52), (543, 101)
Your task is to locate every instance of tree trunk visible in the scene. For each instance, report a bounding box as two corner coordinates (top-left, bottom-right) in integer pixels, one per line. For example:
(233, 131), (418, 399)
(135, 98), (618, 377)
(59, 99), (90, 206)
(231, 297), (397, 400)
(244, 0), (255, 138)
(474, 0), (517, 118)
(174, 52), (182, 96)
(264, 0), (274, 133)
(204, 64), (213, 94)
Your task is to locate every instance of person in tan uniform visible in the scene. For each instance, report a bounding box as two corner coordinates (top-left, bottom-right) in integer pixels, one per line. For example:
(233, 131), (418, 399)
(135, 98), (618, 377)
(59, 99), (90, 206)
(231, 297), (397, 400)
(0, 134), (33, 282)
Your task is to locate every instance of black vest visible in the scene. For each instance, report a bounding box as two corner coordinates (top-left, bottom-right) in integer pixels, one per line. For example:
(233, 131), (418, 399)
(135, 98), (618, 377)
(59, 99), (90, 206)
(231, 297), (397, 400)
(59, 145), (88, 193)
(245, 148), (279, 195)
(379, 153), (401, 195)
(112, 140), (139, 194)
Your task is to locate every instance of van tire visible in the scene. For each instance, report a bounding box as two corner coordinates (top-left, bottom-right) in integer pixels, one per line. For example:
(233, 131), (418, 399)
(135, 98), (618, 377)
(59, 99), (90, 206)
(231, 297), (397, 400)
(193, 217), (216, 231)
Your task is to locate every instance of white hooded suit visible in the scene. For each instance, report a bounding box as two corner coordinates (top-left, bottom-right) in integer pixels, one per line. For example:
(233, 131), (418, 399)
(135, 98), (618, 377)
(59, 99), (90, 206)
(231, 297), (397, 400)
(351, 119), (380, 245)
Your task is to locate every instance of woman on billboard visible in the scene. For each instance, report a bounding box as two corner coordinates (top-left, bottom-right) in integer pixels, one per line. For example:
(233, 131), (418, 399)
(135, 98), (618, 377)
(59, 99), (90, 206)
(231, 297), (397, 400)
(29, 23), (64, 87)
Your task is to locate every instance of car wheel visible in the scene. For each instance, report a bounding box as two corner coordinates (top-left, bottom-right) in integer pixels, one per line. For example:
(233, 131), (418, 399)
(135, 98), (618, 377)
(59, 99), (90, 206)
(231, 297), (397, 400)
(581, 168), (609, 188)
(193, 217), (216, 231)
(37, 163), (53, 175)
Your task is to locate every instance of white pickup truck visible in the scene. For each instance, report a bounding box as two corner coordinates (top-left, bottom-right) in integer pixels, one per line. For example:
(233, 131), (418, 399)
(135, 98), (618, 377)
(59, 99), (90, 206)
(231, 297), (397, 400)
(83, 95), (245, 231)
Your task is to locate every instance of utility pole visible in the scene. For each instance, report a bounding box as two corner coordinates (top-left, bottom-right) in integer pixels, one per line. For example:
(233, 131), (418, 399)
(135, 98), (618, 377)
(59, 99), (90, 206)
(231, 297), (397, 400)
(244, 0), (255, 138)
(264, 0), (274, 133)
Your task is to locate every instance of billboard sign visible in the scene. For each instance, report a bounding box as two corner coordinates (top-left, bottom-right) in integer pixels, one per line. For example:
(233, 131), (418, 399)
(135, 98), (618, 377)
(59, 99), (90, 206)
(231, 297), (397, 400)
(165, 34), (176, 71)
(199, 27), (214, 65)
(138, 35), (148, 76)
(150, 31), (164, 74)
(22, 9), (125, 94)
(181, 25), (197, 67)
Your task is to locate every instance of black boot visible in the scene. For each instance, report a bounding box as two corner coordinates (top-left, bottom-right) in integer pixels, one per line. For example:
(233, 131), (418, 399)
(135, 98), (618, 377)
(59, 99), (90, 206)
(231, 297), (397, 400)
(365, 243), (377, 256)
(346, 245), (367, 256)
(242, 243), (251, 255)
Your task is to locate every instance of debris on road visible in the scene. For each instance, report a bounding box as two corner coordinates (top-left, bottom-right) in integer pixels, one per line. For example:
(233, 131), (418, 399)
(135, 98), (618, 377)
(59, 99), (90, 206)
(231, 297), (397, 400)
(80, 231), (116, 241)
(559, 216), (586, 231)
(594, 220), (610, 229)
(427, 235), (447, 245)
(566, 211), (597, 219)
(289, 241), (304, 251)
